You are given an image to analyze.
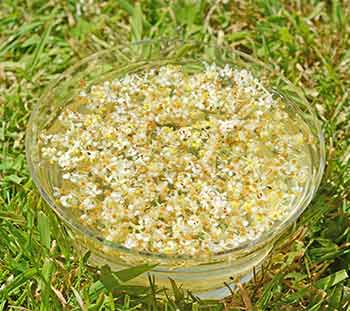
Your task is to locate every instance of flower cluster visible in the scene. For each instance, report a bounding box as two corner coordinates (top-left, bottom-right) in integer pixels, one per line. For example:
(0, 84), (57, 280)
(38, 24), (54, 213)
(40, 64), (311, 256)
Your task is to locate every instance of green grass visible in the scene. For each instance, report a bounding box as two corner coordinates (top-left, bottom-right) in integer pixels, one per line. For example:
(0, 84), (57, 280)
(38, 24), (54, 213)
(0, 0), (349, 310)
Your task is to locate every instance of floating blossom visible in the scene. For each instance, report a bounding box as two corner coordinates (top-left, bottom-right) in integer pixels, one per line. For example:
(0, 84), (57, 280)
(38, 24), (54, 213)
(39, 64), (311, 256)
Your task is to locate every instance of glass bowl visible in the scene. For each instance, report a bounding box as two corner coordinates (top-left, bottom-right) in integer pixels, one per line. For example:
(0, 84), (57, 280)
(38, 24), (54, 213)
(26, 40), (325, 299)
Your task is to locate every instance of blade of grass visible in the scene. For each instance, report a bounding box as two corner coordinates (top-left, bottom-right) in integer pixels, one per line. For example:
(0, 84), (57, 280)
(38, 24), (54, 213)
(315, 269), (349, 290)
(118, 0), (135, 16)
(114, 263), (157, 282)
(26, 14), (56, 74)
(0, 211), (25, 224)
(130, 3), (143, 42)
(72, 287), (87, 311)
(38, 211), (51, 250)
(0, 21), (43, 57)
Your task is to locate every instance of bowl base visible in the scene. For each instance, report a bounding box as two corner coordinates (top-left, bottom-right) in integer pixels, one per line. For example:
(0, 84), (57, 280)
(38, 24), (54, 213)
(83, 244), (270, 300)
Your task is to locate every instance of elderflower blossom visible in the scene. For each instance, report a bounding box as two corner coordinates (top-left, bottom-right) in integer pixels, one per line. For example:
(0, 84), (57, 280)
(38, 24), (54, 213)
(39, 64), (312, 256)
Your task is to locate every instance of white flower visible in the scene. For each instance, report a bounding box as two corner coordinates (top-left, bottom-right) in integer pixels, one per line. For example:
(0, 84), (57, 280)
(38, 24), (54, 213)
(60, 194), (73, 208)
(82, 198), (95, 210)
(123, 237), (138, 249)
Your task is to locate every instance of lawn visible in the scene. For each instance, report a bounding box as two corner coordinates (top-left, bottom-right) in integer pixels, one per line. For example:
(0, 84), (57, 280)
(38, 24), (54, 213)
(0, 0), (349, 310)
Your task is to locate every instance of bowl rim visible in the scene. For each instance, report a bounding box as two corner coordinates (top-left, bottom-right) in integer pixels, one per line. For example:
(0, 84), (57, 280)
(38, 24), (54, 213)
(25, 39), (326, 261)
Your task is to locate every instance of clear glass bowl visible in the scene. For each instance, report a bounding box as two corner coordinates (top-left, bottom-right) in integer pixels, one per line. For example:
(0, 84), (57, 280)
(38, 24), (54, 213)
(26, 40), (325, 299)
